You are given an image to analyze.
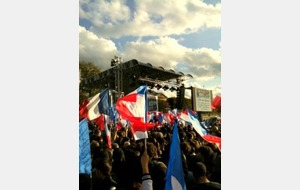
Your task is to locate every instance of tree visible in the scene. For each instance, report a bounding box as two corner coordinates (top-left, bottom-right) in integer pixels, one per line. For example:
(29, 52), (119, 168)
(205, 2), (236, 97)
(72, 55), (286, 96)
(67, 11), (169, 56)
(79, 61), (101, 104)
(158, 99), (170, 112)
(79, 61), (101, 80)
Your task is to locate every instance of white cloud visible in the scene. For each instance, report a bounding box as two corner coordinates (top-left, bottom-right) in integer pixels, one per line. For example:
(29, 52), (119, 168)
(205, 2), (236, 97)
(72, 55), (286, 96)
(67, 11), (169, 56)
(79, 27), (221, 96)
(79, 0), (222, 98)
(79, 26), (118, 70)
(80, 0), (221, 38)
(122, 37), (186, 69)
(122, 36), (221, 81)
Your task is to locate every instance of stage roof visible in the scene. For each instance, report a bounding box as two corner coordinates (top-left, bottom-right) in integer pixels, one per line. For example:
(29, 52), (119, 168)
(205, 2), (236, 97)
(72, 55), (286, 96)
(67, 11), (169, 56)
(81, 59), (192, 94)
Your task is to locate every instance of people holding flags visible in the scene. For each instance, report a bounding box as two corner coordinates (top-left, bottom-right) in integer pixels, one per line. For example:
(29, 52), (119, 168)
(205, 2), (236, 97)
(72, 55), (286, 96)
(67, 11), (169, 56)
(79, 85), (221, 190)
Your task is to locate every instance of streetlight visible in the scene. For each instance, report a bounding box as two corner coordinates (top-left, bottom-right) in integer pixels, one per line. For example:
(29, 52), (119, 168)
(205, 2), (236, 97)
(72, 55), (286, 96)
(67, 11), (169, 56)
(111, 55), (123, 98)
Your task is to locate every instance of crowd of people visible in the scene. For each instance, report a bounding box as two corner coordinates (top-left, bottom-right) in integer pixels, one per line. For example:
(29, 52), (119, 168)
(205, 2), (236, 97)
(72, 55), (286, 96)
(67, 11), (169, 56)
(79, 116), (221, 190)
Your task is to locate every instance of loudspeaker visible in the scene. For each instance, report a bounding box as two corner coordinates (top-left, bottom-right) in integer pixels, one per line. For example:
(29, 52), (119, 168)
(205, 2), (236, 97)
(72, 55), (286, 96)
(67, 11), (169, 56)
(176, 86), (185, 110)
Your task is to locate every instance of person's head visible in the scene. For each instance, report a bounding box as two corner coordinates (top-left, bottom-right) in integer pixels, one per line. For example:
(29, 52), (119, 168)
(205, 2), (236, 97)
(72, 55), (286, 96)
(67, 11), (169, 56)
(123, 141), (131, 149)
(93, 158), (112, 178)
(198, 145), (214, 162)
(151, 161), (167, 190)
(192, 162), (207, 179)
(155, 132), (164, 139)
(111, 142), (119, 149)
(206, 142), (219, 153)
(147, 142), (158, 159)
(113, 148), (125, 163)
(118, 129), (126, 138)
(179, 130), (186, 142)
(90, 140), (100, 154)
(181, 142), (192, 156)
(190, 139), (201, 153)
(93, 148), (111, 164)
(186, 132), (194, 140)
(94, 129), (101, 137)
(187, 124), (193, 131)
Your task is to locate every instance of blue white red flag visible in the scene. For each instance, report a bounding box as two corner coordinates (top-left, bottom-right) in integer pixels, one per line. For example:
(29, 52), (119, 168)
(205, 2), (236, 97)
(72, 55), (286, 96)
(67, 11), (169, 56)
(164, 120), (187, 190)
(107, 106), (118, 123)
(79, 88), (111, 120)
(93, 114), (112, 148)
(116, 85), (155, 140)
(157, 112), (164, 123)
(180, 109), (221, 150)
(104, 115), (112, 148)
(79, 119), (92, 175)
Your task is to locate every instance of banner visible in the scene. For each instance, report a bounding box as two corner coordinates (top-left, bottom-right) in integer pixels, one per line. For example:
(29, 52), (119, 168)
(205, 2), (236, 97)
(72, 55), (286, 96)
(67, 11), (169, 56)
(79, 119), (92, 175)
(192, 87), (212, 112)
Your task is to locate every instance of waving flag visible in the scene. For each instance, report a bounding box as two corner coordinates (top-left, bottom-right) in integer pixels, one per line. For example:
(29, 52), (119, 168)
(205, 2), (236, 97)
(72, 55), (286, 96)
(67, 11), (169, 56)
(116, 85), (155, 140)
(107, 107), (128, 130)
(211, 95), (221, 110)
(164, 110), (177, 126)
(147, 111), (155, 123)
(115, 115), (129, 130)
(155, 111), (164, 127)
(93, 113), (109, 130)
(181, 109), (208, 136)
(116, 85), (147, 121)
(130, 119), (156, 140)
(171, 109), (178, 117)
(79, 88), (111, 120)
(157, 112), (164, 123)
(180, 109), (221, 150)
(93, 114), (112, 148)
(104, 115), (112, 149)
(79, 119), (92, 175)
(107, 106), (118, 123)
(165, 120), (187, 190)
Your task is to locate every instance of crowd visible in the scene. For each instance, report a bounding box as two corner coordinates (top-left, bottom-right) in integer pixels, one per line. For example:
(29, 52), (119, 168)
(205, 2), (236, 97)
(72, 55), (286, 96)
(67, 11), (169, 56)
(79, 116), (221, 190)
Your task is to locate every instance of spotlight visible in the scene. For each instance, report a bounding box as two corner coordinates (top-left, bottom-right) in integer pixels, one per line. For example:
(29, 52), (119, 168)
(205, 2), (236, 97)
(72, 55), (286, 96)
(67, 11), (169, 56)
(156, 84), (162, 90)
(111, 59), (116, 67)
(163, 85), (169, 91)
(148, 84), (155, 89)
(170, 86), (177, 92)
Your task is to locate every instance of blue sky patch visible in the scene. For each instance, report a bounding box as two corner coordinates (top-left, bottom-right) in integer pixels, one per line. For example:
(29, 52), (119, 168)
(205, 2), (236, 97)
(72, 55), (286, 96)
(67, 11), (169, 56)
(173, 28), (221, 50)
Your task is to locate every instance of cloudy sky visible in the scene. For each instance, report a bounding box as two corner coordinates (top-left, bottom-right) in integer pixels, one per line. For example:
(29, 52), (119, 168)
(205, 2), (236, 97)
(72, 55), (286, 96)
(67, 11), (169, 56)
(79, 0), (221, 98)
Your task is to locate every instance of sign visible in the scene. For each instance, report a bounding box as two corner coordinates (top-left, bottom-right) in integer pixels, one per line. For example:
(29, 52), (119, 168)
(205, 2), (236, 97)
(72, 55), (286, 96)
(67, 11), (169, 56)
(148, 94), (158, 112)
(192, 87), (212, 112)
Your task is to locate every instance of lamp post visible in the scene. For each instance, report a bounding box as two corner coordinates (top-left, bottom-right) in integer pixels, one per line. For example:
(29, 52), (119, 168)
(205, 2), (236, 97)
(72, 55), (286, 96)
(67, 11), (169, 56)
(111, 55), (123, 98)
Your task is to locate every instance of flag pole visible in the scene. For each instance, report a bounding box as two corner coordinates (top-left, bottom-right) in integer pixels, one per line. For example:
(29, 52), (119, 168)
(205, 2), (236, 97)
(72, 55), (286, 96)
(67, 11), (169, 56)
(145, 85), (148, 149)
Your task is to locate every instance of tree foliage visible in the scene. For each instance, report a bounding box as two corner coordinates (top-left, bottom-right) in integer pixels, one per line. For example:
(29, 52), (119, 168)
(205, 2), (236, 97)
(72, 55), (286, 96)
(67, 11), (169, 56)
(79, 61), (101, 80)
(79, 61), (101, 104)
(158, 99), (170, 112)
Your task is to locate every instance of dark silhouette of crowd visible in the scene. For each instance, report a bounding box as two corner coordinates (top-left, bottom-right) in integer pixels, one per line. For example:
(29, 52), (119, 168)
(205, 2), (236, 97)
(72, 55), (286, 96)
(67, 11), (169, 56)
(79, 117), (221, 190)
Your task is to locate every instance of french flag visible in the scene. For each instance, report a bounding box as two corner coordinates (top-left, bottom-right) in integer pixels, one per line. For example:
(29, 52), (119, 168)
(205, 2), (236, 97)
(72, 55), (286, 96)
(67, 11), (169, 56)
(164, 110), (177, 126)
(116, 85), (155, 140)
(180, 109), (221, 150)
(165, 120), (187, 190)
(107, 106), (118, 123)
(115, 114), (129, 131)
(93, 114), (111, 148)
(79, 119), (92, 175)
(147, 111), (154, 122)
(155, 111), (164, 126)
(157, 112), (164, 123)
(104, 115), (112, 149)
(79, 88), (111, 121)
(109, 108), (126, 130)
